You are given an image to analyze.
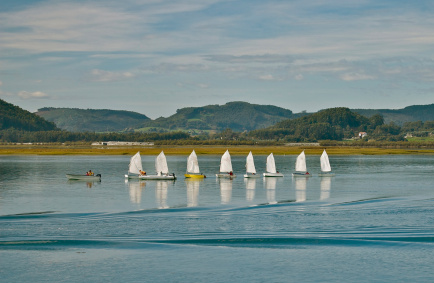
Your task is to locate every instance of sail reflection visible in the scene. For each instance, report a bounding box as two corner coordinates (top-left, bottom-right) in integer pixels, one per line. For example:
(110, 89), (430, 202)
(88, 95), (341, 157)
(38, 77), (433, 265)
(320, 177), (332, 200)
(156, 181), (169, 209)
(128, 180), (146, 204)
(219, 178), (233, 204)
(185, 179), (202, 207)
(294, 177), (308, 202)
(264, 177), (277, 204)
(244, 178), (256, 201)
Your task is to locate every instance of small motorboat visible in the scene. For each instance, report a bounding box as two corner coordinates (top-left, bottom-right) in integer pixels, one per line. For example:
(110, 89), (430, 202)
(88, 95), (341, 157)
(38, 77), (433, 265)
(66, 174), (101, 181)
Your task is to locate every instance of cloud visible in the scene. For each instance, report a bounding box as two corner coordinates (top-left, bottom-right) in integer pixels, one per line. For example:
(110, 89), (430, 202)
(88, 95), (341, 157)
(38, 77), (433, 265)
(0, 81), (2, 86)
(340, 73), (376, 81)
(17, 91), (50, 99)
(204, 54), (297, 64)
(88, 69), (135, 82)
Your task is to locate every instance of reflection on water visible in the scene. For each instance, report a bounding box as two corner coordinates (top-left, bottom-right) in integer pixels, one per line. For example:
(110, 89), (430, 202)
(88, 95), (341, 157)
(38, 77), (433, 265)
(219, 179), (233, 204)
(244, 178), (256, 201)
(294, 177), (308, 202)
(156, 181), (168, 209)
(67, 180), (99, 188)
(128, 181), (146, 204)
(185, 179), (201, 207)
(320, 177), (332, 200)
(264, 177), (277, 204)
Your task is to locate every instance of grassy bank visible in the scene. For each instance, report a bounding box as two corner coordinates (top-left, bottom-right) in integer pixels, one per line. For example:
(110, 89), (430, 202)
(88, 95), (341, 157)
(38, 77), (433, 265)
(1, 144), (434, 155)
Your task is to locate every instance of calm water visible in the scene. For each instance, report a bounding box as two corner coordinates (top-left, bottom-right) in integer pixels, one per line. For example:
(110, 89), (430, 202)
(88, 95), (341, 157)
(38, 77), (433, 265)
(1, 154), (434, 282)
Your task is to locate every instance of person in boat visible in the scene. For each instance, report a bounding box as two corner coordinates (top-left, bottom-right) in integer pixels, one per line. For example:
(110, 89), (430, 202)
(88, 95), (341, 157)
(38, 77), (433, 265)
(86, 170), (94, 176)
(139, 170), (146, 176)
(229, 171), (233, 176)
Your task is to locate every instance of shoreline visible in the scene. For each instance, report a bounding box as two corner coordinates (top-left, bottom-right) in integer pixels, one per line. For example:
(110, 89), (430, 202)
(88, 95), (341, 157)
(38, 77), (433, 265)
(1, 144), (434, 155)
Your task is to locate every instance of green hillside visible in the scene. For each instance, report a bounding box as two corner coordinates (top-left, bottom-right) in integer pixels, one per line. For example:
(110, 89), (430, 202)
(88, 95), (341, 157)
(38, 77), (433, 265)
(353, 104), (434, 125)
(141, 101), (294, 132)
(0, 99), (58, 131)
(249, 107), (382, 141)
(36, 107), (150, 132)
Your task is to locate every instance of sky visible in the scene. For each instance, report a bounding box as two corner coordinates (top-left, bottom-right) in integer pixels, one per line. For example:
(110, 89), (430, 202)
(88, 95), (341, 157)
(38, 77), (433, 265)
(1, 0), (434, 119)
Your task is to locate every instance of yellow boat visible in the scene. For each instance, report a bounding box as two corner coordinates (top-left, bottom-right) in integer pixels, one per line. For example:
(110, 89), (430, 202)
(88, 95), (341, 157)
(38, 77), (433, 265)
(185, 150), (206, 179)
(184, 173), (206, 179)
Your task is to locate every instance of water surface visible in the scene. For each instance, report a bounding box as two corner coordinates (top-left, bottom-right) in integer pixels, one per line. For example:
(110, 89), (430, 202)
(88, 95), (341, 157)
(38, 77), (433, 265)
(1, 154), (434, 282)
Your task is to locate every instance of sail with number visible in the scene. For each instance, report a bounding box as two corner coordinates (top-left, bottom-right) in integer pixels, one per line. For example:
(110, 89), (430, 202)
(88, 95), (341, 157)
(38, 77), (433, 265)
(187, 150), (200, 174)
(155, 151), (169, 174)
(266, 153), (277, 173)
(128, 151), (143, 175)
(246, 151), (256, 174)
(295, 150), (307, 172)
(220, 150), (233, 173)
(320, 150), (332, 172)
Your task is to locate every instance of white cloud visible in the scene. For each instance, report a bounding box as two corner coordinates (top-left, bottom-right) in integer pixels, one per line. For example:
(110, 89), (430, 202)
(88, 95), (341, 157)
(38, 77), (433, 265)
(295, 74), (304, 81)
(340, 73), (376, 81)
(18, 91), (50, 99)
(89, 69), (135, 82)
(258, 74), (277, 81)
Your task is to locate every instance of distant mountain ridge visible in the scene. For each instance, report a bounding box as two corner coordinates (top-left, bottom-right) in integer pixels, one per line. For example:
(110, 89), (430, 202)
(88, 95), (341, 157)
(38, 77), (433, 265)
(0, 99), (58, 131)
(142, 101), (295, 132)
(36, 107), (150, 132)
(352, 104), (434, 125)
(31, 102), (434, 133)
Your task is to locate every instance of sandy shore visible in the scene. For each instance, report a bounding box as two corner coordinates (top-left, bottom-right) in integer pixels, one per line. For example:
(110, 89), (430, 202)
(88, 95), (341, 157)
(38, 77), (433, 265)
(1, 144), (434, 155)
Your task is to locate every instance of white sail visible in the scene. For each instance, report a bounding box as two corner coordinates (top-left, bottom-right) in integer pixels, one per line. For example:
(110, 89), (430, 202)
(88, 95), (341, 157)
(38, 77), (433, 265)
(187, 150), (200, 174)
(295, 150), (307, 172)
(155, 151), (169, 174)
(266, 153), (277, 173)
(245, 151), (256, 174)
(219, 150), (233, 173)
(320, 150), (332, 172)
(128, 151), (143, 175)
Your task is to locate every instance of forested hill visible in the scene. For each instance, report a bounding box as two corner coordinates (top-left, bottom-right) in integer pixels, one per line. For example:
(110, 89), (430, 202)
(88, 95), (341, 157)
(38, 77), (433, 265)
(249, 107), (383, 141)
(36, 107), (150, 132)
(141, 101), (295, 132)
(352, 104), (434, 125)
(0, 99), (58, 131)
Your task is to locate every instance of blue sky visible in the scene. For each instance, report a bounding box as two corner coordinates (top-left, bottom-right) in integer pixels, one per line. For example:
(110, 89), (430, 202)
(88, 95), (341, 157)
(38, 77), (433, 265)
(1, 0), (434, 119)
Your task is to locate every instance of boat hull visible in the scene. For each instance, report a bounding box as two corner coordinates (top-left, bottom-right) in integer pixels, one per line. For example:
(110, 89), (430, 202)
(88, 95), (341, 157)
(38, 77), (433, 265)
(263, 172), (284, 177)
(216, 173), (236, 178)
(66, 174), (101, 181)
(184, 173), (206, 179)
(244, 173), (260, 178)
(125, 174), (140, 179)
(292, 172), (312, 177)
(139, 174), (176, 180)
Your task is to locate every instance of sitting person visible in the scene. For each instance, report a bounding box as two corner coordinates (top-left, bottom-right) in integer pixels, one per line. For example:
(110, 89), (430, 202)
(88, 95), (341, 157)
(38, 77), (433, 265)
(139, 170), (146, 176)
(86, 170), (94, 176)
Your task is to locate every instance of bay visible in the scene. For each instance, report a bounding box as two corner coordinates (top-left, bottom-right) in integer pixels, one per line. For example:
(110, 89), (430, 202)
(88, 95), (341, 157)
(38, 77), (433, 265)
(1, 154), (434, 282)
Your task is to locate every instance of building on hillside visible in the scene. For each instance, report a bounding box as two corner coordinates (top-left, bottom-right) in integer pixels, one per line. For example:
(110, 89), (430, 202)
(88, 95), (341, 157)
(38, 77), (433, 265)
(358, 132), (367, 139)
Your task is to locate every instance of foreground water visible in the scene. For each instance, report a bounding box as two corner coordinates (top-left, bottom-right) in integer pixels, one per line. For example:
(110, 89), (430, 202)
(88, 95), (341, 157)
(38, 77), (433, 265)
(1, 154), (434, 282)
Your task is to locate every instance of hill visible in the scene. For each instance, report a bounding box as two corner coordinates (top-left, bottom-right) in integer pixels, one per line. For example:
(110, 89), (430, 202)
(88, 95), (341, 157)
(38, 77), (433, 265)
(0, 99), (58, 131)
(352, 104), (434, 125)
(141, 101), (294, 132)
(249, 107), (381, 141)
(36, 107), (150, 132)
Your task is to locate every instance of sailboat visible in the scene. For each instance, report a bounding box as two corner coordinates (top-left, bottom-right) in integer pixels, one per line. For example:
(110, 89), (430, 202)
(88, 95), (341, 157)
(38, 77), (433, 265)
(125, 151), (144, 179)
(292, 150), (311, 177)
(244, 151), (260, 178)
(129, 151), (176, 180)
(263, 153), (283, 177)
(318, 149), (335, 176)
(216, 150), (236, 178)
(185, 150), (206, 178)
